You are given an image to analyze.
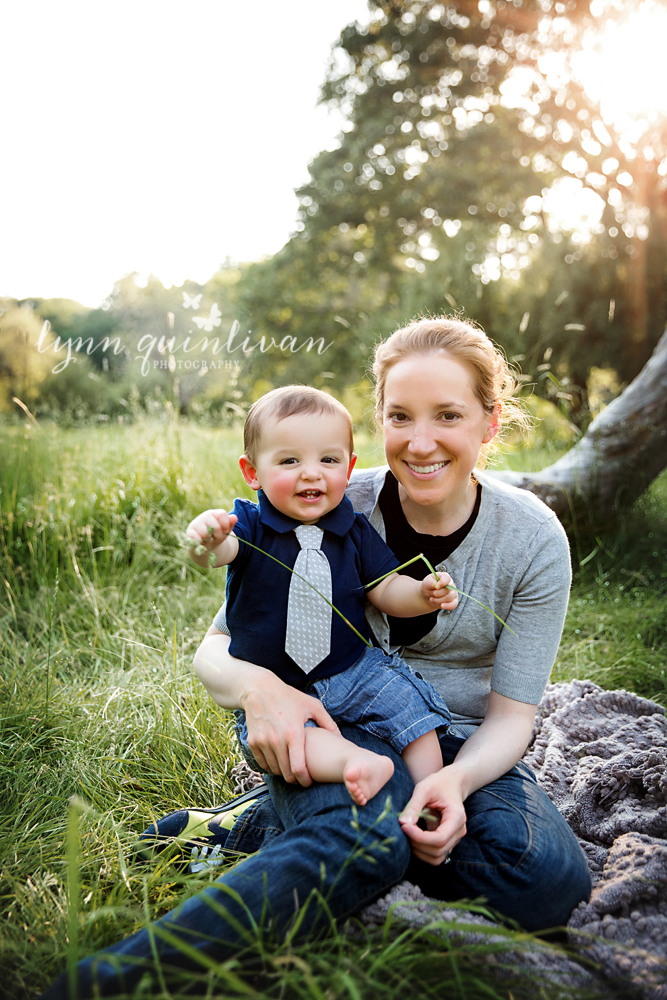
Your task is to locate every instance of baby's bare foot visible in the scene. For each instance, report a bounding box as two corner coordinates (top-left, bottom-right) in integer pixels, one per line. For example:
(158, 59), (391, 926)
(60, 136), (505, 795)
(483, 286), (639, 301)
(344, 753), (395, 806)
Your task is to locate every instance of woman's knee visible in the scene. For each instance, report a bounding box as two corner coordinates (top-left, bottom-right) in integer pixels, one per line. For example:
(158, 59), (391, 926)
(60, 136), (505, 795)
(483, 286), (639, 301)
(540, 832), (592, 922)
(409, 773), (592, 931)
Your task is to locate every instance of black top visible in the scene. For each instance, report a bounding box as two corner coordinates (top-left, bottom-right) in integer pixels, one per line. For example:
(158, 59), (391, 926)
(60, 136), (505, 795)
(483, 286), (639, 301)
(378, 472), (482, 648)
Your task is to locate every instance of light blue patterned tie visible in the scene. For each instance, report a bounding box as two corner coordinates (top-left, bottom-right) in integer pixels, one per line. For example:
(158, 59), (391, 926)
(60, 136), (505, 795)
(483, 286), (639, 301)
(285, 524), (332, 673)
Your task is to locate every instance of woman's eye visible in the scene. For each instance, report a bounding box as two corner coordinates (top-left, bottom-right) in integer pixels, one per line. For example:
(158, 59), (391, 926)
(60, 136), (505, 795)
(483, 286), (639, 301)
(441, 412), (459, 422)
(388, 412), (408, 422)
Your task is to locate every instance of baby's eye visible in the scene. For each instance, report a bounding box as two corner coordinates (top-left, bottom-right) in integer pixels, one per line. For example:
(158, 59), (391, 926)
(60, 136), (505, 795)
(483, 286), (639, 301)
(280, 457), (298, 465)
(322, 456), (340, 464)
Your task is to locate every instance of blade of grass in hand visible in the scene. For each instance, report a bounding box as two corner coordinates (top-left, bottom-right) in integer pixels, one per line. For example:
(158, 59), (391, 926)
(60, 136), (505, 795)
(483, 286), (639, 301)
(234, 537), (372, 648)
(419, 553), (517, 636)
(365, 552), (517, 636)
(182, 534), (515, 641)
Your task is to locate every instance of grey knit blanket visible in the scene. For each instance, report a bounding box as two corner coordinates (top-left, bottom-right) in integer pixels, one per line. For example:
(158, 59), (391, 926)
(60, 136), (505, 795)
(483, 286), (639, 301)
(359, 680), (667, 999)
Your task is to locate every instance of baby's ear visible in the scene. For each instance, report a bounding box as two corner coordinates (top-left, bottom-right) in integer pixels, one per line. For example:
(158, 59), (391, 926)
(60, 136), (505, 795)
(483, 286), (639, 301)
(347, 453), (358, 481)
(239, 455), (261, 491)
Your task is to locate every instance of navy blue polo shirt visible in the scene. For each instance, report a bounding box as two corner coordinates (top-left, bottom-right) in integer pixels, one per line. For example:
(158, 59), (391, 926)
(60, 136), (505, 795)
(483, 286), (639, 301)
(226, 491), (400, 689)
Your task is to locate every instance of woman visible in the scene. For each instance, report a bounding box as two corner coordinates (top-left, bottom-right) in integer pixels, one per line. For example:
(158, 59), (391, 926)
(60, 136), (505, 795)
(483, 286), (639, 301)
(41, 317), (591, 999)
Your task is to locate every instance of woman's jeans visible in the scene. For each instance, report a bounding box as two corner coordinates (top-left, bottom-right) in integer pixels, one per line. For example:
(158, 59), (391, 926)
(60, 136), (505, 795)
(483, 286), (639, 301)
(40, 725), (591, 998)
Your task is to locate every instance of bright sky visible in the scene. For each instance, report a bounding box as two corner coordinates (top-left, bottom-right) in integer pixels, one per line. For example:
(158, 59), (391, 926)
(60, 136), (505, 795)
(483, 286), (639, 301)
(0, 1), (369, 307)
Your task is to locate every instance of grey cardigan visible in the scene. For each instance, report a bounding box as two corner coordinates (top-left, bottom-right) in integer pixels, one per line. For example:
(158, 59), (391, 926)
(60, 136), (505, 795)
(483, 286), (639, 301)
(347, 467), (572, 725)
(214, 467), (572, 726)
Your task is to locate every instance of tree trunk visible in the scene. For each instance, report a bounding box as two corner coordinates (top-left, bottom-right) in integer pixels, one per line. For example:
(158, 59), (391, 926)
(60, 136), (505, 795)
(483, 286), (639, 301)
(489, 329), (667, 528)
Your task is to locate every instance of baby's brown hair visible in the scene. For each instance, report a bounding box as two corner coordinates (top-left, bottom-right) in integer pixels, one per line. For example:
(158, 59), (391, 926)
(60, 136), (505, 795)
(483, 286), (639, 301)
(243, 386), (354, 463)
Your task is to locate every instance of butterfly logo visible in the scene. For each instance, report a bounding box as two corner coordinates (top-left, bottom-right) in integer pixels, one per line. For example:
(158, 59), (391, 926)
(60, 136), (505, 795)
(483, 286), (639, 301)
(182, 292), (203, 310)
(193, 303), (222, 331)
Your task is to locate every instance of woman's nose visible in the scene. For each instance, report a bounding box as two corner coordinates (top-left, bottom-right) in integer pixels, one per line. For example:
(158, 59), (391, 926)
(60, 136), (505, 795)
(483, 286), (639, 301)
(408, 423), (437, 455)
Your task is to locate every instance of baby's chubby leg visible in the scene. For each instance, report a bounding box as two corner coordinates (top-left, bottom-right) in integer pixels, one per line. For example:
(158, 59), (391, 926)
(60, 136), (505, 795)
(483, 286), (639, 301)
(304, 728), (394, 807)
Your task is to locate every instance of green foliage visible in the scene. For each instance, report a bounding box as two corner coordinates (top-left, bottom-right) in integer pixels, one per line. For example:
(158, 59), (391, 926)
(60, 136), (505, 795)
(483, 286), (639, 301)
(0, 305), (56, 414)
(555, 474), (667, 704)
(1, 421), (665, 996)
(265, 0), (667, 419)
(18, 273), (246, 425)
(6, 1), (667, 433)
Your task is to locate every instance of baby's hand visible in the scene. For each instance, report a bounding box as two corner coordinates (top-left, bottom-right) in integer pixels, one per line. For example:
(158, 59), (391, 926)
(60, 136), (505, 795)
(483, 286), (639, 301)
(422, 571), (458, 611)
(186, 509), (237, 550)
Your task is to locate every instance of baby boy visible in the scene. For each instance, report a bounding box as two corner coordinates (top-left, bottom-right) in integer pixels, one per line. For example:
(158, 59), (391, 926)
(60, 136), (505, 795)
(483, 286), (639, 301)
(187, 386), (457, 806)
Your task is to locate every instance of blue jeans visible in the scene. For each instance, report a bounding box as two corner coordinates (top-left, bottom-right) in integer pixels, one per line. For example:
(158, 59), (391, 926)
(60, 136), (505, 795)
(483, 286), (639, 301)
(406, 729), (591, 924)
(40, 725), (591, 998)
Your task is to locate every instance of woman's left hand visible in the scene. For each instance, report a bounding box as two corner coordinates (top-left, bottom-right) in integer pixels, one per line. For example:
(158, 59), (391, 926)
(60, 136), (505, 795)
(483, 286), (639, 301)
(398, 768), (467, 865)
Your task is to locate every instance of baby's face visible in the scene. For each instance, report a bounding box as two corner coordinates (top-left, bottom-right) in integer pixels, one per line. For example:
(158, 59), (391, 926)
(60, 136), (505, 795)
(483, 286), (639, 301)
(241, 411), (356, 523)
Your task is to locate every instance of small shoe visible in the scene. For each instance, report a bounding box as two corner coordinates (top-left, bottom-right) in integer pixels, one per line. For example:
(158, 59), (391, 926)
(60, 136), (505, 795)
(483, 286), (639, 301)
(135, 783), (269, 867)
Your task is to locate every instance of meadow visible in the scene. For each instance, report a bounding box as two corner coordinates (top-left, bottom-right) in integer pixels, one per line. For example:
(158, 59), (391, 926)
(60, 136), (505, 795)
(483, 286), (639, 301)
(1, 416), (666, 999)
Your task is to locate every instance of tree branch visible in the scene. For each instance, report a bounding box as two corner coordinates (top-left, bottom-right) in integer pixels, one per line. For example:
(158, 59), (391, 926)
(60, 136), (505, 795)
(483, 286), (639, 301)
(489, 329), (667, 526)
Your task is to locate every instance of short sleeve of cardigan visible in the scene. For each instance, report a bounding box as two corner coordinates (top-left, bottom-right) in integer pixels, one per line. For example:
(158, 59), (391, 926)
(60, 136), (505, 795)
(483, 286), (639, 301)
(490, 514), (571, 705)
(211, 498), (259, 635)
(228, 498), (260, 571)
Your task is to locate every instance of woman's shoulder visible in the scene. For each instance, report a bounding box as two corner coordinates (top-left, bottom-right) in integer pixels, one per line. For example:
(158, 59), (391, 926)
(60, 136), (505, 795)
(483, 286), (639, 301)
(474, 470), (570, 571)
(475, 469), (563, 527)
(346, 466), (389, 516)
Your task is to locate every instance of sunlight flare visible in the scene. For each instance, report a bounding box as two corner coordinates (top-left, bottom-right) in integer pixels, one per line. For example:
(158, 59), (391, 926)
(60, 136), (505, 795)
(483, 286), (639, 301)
(571, 1), (667, 135)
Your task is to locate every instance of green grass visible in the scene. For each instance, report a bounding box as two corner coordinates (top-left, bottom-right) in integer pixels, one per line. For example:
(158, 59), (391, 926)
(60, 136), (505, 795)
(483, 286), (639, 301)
(1, 418), (663, 997)
(554, 477), (667, 703)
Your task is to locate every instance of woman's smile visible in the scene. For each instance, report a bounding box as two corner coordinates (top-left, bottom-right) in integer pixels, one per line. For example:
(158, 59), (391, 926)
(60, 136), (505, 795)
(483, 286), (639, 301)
(404, 460), (451, 477)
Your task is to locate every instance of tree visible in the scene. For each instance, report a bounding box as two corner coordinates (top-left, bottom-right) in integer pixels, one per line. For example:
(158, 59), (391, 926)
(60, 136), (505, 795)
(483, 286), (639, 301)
(489, 327), (667, 527)
(0, 305), (55, 413)
(290, 0), (667, 413)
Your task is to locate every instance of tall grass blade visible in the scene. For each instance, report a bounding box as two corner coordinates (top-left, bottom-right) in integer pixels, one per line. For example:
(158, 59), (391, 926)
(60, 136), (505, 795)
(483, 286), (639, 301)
(365, 553), (518, 636)
(184, 533), (373, 649)
(66, 799), (81, 1000)
(419, 553), (517, 636)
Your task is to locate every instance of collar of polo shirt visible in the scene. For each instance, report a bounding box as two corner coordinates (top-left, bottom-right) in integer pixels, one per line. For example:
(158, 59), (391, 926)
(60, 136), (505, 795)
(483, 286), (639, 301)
(256, 490), (356, 537)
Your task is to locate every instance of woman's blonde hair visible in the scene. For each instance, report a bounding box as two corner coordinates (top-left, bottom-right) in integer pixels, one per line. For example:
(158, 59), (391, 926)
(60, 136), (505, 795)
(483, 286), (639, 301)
(372, 315), (529, 465)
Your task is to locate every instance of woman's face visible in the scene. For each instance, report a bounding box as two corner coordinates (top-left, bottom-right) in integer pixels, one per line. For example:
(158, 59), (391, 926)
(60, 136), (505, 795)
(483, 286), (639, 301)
(382, 352), (499, 511)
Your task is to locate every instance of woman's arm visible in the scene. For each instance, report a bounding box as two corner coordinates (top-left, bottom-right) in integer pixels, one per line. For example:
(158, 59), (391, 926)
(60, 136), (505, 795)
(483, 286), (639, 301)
(398, 691), (536, 865)
(193, 626), (340, 786)
(394, 509), (571, 863)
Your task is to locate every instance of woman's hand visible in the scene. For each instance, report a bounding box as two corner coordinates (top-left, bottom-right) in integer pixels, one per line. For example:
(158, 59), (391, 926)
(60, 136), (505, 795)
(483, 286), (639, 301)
(241, 674), (341, 786)
(398, 767), (467, 865)
(194, 628), (341, 786)
(397, 695), (538, 864)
